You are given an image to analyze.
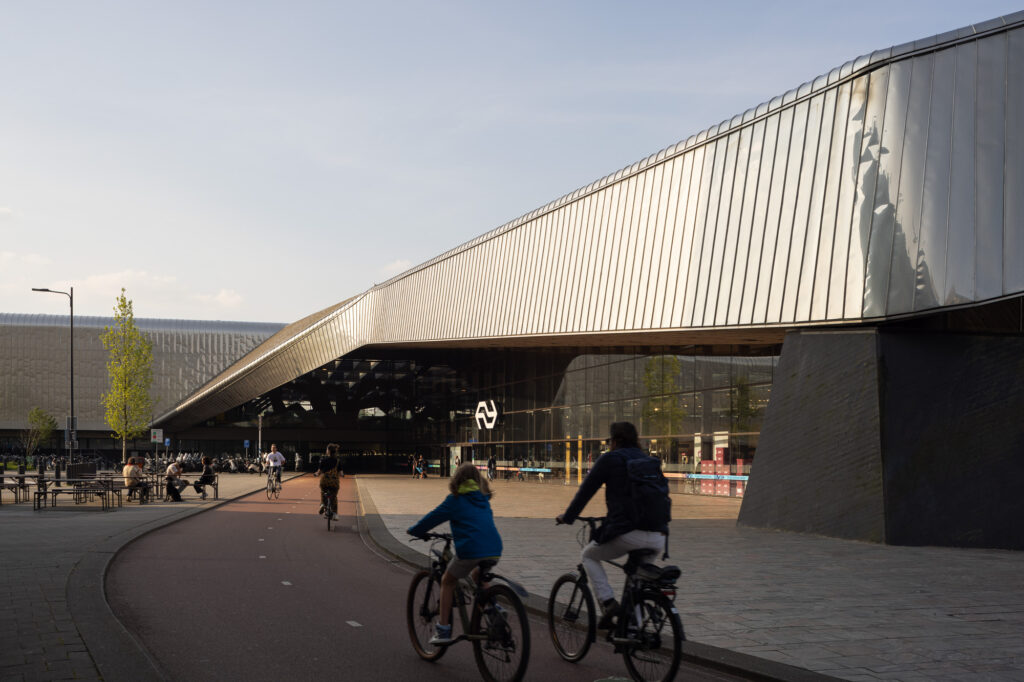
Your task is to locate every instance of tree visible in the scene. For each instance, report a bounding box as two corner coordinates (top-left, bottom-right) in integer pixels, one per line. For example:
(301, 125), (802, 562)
(22, 406), (57, 460)
(100, 289), (154, 463)
(642, 355), (686, 438)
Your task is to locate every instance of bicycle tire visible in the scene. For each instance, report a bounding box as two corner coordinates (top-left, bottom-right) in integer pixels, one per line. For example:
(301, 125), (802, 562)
(406, 571), (447, 661)
(266, 478), (273, 500)
(273, 480), (280, 499)
(547, 572), (595, 662)
(470, 583), (530, 682)
(620, 593), (683, 682)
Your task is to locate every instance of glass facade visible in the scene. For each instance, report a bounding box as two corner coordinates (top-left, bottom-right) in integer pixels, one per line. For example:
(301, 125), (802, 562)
(202, 344), (780, 495)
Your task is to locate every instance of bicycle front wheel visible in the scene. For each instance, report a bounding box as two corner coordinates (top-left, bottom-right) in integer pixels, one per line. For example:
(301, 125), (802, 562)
(266, 478), (273, 500)
(406, 571), (447, 661)
(547, 572), (595, 662)
(470, 583), (530, 682)
(621, 593), (683, 682)
(273, 481), (280, 499)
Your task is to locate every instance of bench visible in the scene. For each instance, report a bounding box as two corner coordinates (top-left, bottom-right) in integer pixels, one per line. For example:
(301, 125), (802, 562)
(2, 476), (24, 504)
(33, 478), (112, 511)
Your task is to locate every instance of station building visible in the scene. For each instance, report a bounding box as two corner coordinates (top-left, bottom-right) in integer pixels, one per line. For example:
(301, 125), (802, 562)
(5, 13), (1024, 549)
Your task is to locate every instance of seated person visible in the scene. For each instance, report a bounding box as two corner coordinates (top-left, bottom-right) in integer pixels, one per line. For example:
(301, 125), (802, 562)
(192, 456), (216, 500)
(165, 460), (185, 501)
(122, 457), (150, 501)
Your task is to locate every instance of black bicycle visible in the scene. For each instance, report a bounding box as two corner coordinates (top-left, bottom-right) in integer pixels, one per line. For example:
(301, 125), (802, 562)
(406, 532), (531, 682)
(548, 516), (684, 682)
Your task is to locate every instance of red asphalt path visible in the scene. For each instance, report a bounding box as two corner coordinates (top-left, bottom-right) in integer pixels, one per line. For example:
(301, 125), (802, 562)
(106, 475), (740, 681)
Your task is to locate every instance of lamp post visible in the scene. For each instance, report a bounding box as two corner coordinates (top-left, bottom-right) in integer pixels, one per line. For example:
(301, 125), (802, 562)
(32, 287), (75, 463)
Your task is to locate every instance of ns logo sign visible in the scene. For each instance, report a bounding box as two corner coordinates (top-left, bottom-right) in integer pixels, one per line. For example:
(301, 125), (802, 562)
(475, 400), (501, 430)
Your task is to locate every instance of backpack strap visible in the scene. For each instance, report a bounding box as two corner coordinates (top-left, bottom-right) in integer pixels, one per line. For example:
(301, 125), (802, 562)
(663, 527), (670, 561)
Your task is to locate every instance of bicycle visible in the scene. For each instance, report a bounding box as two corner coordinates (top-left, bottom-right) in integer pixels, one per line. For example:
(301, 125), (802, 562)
(548, 516), (684, 682)
(320, 489), (335, 531)
(406, 532), (531, 682)
(265, 468), (281, 500)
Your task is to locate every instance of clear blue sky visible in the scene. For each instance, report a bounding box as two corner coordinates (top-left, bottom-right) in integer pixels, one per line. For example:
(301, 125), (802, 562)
(2, 1), (1020, 323)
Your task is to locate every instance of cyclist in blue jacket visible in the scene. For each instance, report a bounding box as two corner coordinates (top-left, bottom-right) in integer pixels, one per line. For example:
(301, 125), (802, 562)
(408, 462), (503, 645)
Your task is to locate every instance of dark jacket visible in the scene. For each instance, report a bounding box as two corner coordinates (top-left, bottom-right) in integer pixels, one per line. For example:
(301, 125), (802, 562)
(562, 446), (668, 542)
(407, 482), (503, 559)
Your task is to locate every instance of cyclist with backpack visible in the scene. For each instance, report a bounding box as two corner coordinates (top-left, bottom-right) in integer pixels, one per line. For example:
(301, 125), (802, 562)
(555, 421), (671, 628)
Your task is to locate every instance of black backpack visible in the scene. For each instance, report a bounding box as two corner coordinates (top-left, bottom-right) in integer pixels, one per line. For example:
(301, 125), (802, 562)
(625, 454), (672, 531)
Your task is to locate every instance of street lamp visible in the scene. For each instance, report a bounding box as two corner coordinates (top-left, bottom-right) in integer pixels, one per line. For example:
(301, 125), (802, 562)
(32, 287), (75, 462)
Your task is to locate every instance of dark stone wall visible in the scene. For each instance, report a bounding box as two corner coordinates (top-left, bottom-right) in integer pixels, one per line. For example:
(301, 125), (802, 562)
(737, 330), (886, 542)
(879, 332), (1024, 549)
(739, 328), (1024, 550)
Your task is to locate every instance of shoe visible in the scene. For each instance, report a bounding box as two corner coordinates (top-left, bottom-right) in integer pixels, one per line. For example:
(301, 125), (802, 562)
(318, 505), (325, 515)
(331, 513), (339, 521)
(201, 492), (207, 500)
(598, 598), (620, 629)
(428, 624), (453, 645)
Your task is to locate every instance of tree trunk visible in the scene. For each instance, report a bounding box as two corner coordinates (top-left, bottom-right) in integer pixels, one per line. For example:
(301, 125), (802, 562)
(122, 438), (127, 465)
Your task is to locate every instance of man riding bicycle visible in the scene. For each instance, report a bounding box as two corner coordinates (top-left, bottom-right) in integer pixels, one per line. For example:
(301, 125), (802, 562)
(556, 421), (669, 628)
(267, 444), (286, 486)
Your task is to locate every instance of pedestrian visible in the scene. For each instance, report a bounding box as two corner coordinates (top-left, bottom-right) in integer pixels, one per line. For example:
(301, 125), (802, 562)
(316, 444), (341, 521)
(556, 421), (670, 629)
(487, 451), (497, 481)
(416, 454), (427, 479)
(410, 454), (417, 478)
(407, 462), (503, 645)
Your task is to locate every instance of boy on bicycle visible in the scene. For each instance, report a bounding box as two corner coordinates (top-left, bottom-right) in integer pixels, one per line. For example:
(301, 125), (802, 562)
(407, 462), (502, 645)
(556, 421), (668, 628)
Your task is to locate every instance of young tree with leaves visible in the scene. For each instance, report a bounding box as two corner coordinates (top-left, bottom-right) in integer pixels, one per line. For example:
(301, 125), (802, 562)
(100, 289), (154, 464)
(22, 406), (57, 461)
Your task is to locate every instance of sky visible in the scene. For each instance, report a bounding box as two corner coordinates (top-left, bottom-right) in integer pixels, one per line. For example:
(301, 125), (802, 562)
(2, 1), (1021, 324)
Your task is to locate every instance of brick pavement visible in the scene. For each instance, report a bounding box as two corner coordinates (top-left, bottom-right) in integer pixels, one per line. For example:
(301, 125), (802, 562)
(0, 471), (295, 682)
(356, 475), (1024, 682)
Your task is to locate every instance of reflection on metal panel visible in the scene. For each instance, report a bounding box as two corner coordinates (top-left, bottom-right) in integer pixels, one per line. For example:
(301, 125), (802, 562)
(975, 33), (1007, 301)
(945, 41), (977, 305)
(831, 75), (868, 320)
(1006, 29), (1024, 293)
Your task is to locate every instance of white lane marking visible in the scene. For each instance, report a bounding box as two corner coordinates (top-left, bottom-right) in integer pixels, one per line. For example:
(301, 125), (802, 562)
(259, 555), (267, 559)
(281, 581), (292, 586)
(267, 526), (274, 530)
(258, 538), (265, 542)
(346, 621), (362, 628)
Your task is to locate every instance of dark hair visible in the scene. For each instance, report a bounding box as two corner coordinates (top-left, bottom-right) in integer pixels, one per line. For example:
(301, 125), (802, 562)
(326, 443), (339, 456)
(202, 456), (211, 465)
(609, 421), (639, 448)
(449, 462), (492, 497)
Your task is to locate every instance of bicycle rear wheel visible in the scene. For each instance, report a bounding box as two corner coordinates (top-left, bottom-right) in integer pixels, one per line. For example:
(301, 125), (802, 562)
(547, 572), (595, 662)
(470, 583), (530, 682)
(406, 571), (447, 661)
(620, 593), (683, 682)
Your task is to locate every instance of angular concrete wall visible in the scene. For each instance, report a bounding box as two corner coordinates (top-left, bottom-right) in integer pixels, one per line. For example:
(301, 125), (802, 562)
(737, 331), (886, 542)
(739, 329), (1024, 549)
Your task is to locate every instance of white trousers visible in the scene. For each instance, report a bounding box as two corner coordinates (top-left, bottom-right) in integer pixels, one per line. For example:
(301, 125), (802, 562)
(581, 529), (665, 604)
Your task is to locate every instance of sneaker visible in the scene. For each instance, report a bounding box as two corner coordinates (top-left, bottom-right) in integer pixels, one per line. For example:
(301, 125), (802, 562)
(428, 624), (453, 645)
(598, 598), (620, 629)
(331, 513), (339, 521)
(318, 505), (325, 515)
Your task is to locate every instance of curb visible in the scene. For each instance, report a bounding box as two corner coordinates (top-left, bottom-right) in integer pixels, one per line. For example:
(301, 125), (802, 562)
(67, 472), (305, 682)
(353, 477), (838, 682)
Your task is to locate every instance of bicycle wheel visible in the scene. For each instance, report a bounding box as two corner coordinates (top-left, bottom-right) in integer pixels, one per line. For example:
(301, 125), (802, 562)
(406, 571), (448, 661)
(273, 480), (280, 499)
(265, 478), (273, 500)
(620, 593), (683, 682)
(470, 583), (530, 682)
(547, 573), (595, 662)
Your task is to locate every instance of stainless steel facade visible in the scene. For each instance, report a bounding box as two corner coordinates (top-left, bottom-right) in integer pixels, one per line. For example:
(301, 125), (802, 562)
(0, 314), (282, 432)
(158, 12), (1024, 431)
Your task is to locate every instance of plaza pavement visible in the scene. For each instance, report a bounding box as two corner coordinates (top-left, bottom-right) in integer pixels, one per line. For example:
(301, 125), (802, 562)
(0, 471), (298, 682)
(356, 474), (1024, 682)
(2, 471), (1022, 681)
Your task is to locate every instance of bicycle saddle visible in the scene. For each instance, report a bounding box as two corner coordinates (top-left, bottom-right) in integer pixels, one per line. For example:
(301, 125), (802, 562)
(637, 563), (681, 583)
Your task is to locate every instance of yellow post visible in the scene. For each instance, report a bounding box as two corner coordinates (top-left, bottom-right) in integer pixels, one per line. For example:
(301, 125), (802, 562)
(564, 440), (570, 485)
(577, 435), (583, 484)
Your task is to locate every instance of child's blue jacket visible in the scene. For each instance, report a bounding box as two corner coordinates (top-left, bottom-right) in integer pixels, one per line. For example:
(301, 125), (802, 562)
(407, 483), (503, 559)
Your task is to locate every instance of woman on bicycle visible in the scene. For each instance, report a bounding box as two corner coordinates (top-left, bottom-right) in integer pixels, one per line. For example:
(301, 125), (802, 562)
(407, 462), (502, 645)
(316, 443), (341, 521)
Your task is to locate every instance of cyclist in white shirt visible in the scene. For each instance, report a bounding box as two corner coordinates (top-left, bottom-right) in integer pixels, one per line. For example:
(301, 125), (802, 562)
(267, 444), (286, 486)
